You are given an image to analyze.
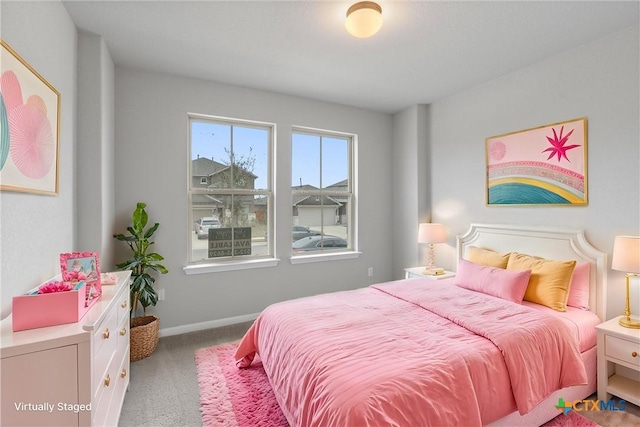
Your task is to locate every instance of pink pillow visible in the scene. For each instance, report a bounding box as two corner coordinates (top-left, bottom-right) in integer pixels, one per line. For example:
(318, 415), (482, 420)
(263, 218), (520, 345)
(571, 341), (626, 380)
(567, 262), (590, 310)
(454, 259), (532, 303)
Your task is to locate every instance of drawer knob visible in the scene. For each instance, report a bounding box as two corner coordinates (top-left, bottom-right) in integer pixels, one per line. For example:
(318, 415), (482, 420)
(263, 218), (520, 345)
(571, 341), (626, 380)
(121, 300), (127, 309)
(104, 374), (111, 387)
(120, 369), (127, 379)
(633, 351), (638, 358)
(103, 328), (110, 339)
(119, 327), (127, 336)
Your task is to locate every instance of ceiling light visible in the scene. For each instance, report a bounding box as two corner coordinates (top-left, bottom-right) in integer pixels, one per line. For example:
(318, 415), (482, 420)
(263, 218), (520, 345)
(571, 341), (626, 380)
(345, 1), (383, 39)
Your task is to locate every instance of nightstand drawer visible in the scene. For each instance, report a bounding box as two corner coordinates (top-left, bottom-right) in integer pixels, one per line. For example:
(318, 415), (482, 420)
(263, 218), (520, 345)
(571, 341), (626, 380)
(606, 335), (640, 367)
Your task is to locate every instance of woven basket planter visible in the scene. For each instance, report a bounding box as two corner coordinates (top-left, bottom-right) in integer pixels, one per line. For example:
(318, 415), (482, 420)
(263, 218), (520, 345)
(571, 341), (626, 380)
(130, 315), (159, 362)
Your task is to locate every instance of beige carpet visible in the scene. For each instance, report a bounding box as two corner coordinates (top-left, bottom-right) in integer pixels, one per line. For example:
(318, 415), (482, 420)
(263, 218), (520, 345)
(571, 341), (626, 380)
(580, 400), (640, 427)
(119, 322), (640, 427)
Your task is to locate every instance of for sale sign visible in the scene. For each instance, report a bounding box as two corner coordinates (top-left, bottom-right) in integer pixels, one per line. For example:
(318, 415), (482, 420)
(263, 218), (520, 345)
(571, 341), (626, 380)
(208, 227), (252, 258)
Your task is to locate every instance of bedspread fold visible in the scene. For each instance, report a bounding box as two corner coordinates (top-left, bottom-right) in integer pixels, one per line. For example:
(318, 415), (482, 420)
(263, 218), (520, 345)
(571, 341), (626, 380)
(372, 280), (588, 414)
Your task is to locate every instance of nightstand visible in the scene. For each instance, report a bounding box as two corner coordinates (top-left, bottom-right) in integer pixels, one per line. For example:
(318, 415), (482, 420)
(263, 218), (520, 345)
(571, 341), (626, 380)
(596, 316), (640, 406)
(404, 267), (455, 280)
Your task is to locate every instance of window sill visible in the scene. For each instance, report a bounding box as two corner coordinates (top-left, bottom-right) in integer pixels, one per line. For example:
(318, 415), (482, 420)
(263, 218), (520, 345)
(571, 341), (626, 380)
(183, 258), (280, 275)
(289, 251), (362, 265)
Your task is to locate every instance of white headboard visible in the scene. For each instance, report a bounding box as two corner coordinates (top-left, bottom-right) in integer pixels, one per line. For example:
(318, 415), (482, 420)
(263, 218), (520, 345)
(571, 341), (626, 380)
(457, 223), (607, 321)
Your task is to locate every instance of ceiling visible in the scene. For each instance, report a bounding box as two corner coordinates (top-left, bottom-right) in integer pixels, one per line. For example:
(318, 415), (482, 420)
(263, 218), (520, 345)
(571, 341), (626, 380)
(62, 1), (639, 114)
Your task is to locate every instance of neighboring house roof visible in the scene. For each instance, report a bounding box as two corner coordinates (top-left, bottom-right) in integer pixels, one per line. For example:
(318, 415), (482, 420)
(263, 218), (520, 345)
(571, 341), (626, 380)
(326, 179), (348, 189)
(192, 157), (226, 176)
(192, 194), (224, 205)
(292, 183), (344, 206)
(192, 157), (257, 180)
(293, 195), (341, 207)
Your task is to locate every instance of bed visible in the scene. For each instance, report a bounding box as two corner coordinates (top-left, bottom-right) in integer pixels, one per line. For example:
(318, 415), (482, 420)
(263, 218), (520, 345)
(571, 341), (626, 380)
(234, 223), (607, 426)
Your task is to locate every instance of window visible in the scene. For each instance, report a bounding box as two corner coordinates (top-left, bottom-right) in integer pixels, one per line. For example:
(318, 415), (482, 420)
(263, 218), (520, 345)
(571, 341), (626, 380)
(291, 128), (355, 257)
(188, 114), (273, 265)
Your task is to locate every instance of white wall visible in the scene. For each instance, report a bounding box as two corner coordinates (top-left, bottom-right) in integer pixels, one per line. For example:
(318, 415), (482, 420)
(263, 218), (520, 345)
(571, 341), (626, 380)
(0, 1), (77, 319)
(113, 68), (394, 330)
(391, 105), (432, 277)
(76, 32), (116, 268)
(2, 2), (636, 329)
(426, 25), (640, 320)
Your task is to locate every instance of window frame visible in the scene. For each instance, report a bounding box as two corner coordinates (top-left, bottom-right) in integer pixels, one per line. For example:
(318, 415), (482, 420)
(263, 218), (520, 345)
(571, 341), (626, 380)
(184, 113), (277, 274)
(290, 126), (359, 264)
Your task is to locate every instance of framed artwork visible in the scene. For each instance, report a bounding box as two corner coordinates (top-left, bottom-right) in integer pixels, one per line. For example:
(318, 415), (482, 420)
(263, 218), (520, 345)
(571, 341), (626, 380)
(1, 39), (60, 195)
(60, 252), (102, 304)
(486, 117), (587, 206)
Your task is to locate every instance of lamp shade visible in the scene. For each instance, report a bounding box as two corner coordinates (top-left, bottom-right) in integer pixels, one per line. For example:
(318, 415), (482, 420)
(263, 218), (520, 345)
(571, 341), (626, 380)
(345, 2), (383, 38)
(612, 236), (640, 273)
(418, 223), (447, 244)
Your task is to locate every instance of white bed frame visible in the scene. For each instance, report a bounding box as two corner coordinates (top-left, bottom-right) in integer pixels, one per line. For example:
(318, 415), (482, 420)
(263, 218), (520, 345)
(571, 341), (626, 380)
(456, 223), (607, 426)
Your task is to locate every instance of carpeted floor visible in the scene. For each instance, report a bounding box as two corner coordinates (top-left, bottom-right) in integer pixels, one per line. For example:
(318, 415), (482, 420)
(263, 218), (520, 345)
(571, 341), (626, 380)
(119, 322), (640, 427)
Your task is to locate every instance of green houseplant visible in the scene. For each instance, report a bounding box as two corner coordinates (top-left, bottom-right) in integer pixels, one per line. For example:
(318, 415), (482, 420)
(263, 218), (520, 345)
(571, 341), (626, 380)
(113, 202), (168, 361)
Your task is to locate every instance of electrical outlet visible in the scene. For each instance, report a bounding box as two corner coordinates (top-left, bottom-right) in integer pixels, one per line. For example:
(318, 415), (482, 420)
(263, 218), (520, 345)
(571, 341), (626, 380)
(158, 289), (165, 301)
(368, 267), (373, 277)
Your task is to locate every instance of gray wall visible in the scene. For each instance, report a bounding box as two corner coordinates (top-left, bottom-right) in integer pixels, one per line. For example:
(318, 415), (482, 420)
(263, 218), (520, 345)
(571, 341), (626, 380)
(2, 1), (637, 328)
(391, 105), (432, 278)
(113, 68), (394, 331)
(0, 1), (77, 319)
(76, 32), (116, 268)
(426, 25), (640, 320)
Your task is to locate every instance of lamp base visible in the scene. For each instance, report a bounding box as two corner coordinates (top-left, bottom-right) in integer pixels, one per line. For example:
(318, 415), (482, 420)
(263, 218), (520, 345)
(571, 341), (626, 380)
(619, 315), (640, 329)
(423, 267), (445, 276)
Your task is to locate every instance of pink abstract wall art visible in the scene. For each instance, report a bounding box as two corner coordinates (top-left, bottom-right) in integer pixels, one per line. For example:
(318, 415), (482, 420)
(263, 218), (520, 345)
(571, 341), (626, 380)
(486, 118), (588, 206)
(1, 40), (60, 195)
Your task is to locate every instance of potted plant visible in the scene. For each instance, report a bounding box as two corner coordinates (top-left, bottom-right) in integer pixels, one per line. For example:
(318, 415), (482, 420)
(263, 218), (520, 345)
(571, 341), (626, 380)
(113, 202), (168, 361)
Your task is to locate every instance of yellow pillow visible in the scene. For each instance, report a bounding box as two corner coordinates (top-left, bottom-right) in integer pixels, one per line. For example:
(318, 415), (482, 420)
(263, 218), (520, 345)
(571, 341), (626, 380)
(506, 252), (576, 311)
(466, 246), (510, 269)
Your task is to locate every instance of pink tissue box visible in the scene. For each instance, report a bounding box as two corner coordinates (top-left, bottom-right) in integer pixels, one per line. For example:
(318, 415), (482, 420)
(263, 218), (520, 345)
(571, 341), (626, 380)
(12, 282), (100, 332)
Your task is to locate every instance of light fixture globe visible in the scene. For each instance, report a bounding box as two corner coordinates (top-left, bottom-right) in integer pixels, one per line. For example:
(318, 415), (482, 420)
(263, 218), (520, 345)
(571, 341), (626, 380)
(345, 1), (383, 39)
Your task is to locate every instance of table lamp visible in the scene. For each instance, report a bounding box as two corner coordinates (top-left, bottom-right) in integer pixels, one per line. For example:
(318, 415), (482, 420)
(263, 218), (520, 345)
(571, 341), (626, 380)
(612, 235), (640, 328)
(418, 223), (447, 275)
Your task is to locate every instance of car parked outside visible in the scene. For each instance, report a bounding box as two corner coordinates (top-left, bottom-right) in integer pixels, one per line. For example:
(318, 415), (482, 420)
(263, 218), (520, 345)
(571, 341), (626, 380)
(292, 235), (348, 254)
(195, 217), (221, 239)
(292, 225), (322, 242)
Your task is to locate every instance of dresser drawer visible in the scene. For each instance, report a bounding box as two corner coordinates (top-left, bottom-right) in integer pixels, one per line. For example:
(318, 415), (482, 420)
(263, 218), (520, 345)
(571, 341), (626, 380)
(104, 346), (130, 427)
(92, 353), (117, 427)
(92, 306), (118, 388)
(606, 335), (640, 367)
(116, 288), (130, 325)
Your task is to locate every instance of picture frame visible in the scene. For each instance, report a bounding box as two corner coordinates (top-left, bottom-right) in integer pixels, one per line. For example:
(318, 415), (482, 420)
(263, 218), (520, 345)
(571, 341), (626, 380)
(1, 39), (61, 195)
(60, 252), (102, 304)
(486, 117), (588, 206)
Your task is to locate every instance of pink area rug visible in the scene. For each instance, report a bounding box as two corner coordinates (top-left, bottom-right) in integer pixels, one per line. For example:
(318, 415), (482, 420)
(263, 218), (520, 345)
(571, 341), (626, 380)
(195, 341), (600, 427)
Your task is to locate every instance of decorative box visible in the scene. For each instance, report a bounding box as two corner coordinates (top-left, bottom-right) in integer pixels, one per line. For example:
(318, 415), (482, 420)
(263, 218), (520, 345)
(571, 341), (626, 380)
(12, 280), (100, 332)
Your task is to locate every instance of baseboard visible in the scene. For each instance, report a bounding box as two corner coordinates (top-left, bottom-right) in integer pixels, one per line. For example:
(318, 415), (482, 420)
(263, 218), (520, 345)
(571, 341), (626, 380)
(158, 312), (260, 338)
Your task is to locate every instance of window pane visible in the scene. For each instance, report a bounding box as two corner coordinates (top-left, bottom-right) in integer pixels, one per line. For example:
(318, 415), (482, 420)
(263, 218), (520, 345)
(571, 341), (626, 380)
(232, 126), (269, 191)
(321, 136), (348, 190)
(291, 195), (350, 253)
(292, 133), (320, 188)
(191, 194), (270, 261)
(189, 115), (273, 265)
(291, 128), (353, 258)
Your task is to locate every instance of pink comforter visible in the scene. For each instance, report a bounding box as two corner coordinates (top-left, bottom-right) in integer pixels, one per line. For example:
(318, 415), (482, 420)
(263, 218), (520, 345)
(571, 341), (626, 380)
(235, 279), (587, 426)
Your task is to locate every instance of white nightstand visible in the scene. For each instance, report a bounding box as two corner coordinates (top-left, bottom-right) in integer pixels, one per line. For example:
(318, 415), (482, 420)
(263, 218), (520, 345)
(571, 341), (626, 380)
(596, 316), (640, 406)
(404, 267), (455, 280)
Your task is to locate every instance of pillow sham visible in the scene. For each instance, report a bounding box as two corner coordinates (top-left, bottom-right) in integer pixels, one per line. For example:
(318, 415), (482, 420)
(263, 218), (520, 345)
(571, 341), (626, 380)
(567, 262), (590, 310)
(454, 258), (531, 303)
(506, 252), (576, 312)
(466, 246), (510, 269)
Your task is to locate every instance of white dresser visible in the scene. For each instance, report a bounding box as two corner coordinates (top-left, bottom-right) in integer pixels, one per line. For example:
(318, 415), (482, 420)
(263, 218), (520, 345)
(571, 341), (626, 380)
(1, 271), (131, 426)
